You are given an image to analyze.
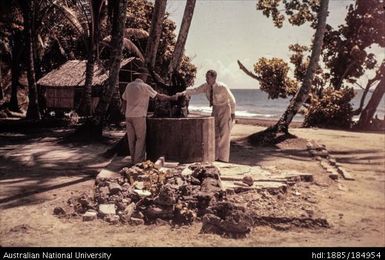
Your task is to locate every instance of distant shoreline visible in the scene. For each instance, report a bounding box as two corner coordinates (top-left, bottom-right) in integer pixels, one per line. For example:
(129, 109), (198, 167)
(189, 112), (303, 128)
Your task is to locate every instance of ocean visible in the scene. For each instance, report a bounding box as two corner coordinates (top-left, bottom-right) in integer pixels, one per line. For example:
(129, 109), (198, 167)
(188, 89), (385, 121)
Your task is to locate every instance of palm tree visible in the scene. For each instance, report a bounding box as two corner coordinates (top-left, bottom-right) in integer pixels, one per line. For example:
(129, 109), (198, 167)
(247, 0), (329, 144)
(19, 0), (41, 120)
(167, 0), (196, 77)
(145, 0), (167, 67)
(91, 0), (129, 135)
(357, 61), (385, 129)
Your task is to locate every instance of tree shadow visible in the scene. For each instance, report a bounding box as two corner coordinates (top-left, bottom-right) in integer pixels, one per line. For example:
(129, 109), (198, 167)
(0, 130), (113, 209)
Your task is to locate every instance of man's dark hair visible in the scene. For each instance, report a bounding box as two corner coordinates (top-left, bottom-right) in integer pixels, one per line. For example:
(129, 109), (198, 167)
(206, 70), (217, 78)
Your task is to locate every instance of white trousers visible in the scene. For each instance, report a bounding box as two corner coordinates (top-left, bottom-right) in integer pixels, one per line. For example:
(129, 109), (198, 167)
(212, 103), (233, 162)
(126, 117), (146, 164)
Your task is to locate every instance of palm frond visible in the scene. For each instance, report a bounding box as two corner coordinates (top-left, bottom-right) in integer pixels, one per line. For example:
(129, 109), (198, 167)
(102, 36), (145, 61)
(124, 28), (149, 39)
(52, 3), (86, 36)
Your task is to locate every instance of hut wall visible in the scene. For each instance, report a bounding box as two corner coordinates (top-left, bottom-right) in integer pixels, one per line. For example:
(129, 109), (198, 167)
(45, 87), (74, 109)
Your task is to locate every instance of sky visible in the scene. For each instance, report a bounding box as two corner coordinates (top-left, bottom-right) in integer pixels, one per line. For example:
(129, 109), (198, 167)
(165, 0), (384, 89)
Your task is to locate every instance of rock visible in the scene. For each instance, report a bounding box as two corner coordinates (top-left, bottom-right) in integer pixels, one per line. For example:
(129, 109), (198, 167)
(105, 214), (120, 224)
(123, 203), (136, 219)
(329, 171), (339, 180)
(144, 206), (174, 220)
(83, 211), (97, 221)
(131, 211), (144, 219)
(181, 167), (193, 176)
(201, 205), (253, 238)
(306, 141), (314, 150)
(99, 186), (109, 195)
(200, 178), (222, 193)
(242, 175), (254, 186)
(337, 167), (355, 180)
(53, 207), (66, 215)
(155, 184), (177, 206)
(96, 169), (121, 184)
(134, 182), (144, 190)
(98, 204), (116, 216)
(134, 189), (151, 197)
(155, 218), (169, 226)
(329, 158), (337, 166)
(130, 217), (145, 225)
(116, 201), (128, 211)
(109, 182), (122, 194)
(190, 176), (201, 185)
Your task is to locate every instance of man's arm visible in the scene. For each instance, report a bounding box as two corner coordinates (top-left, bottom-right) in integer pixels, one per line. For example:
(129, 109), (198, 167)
(156, 93), (178, 102)
(184, 83), (208, 96)
(121, 100), (126, 115)
(226, 87), (236, 121)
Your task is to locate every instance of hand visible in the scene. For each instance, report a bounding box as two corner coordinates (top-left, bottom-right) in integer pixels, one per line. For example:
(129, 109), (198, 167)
(170, 94), (178, 101)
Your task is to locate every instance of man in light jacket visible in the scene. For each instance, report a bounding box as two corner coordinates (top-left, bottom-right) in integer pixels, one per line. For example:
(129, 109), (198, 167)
(178, 70), (236, 162)
(122, 68), (176, 164)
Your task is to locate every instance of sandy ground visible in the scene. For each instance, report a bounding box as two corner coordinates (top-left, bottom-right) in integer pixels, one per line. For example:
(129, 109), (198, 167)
(0, 123), (384, 247)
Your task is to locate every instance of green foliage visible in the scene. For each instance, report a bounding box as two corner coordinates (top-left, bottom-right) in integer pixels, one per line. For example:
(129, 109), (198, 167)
(0, 0), (197, 88)
(123, 0), (196, 86)
(253, 57), (298, 99)
(323, 0), (385, 89)
(256, 0), (320, 28)
(254, 0), (384, 128)
(303, 87), (355, 128)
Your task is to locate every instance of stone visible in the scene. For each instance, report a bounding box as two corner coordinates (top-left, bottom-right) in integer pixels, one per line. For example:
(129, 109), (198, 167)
(108, 182), (122, 194)
(134, 189), (151, 197)
(96, 169), (121, 184)
(329, 158), (337, 166)
(337, 167), (355, 180)
(200, 178), (222, 193)
(53, 207), (66, 215)
(242, 175), (254, 186)
(144, 206), (174, 220)
(181, 167), (193, 176)
(98, 204), (116, 216)
(134, 182), (144, 190)
(105, 214), (120, 224)
(320, 160), (329, 169)
(99, 186), (109, 195)
(156, 184), (177, 206)
(130, 217), (145, 225)
(83, 211), (97, 221)
(123, 203), (136, 219)
(132, 211), (144, 219)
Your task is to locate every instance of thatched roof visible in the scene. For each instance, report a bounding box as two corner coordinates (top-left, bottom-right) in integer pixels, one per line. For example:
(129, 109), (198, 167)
(37, 58), (134, 87)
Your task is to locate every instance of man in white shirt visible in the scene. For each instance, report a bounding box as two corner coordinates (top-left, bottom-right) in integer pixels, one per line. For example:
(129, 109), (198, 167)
(122, 68), (176, 164)
(178, 70), (236, 162)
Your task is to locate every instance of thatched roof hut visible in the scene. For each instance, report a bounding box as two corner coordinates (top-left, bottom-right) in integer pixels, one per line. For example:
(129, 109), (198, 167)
(38, 59), (134, 87)
(38, 58), (134, 110)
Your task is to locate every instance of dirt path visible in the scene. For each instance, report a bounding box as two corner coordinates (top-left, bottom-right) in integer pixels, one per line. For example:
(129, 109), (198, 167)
(0, 125), (384, 246)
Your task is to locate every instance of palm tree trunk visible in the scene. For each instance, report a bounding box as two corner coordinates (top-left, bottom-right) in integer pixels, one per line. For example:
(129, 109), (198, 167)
(274, 0), (329, 133)
(357, 77), (385, 129)
(145, 0), (167, 67)
(9, 32), (23, 112)
(22, 0), (41, 120)
(92, 0), (128, 135)
(168, 0), (196, 75)
(0, 61), (3, 100)
(353, 78), (377, 116)
(80, 49), (95, 116)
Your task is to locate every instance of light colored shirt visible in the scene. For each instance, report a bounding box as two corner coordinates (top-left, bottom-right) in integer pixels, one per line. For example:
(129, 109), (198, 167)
(122, 78), (158, 117)
(184, 81), (236, 114)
